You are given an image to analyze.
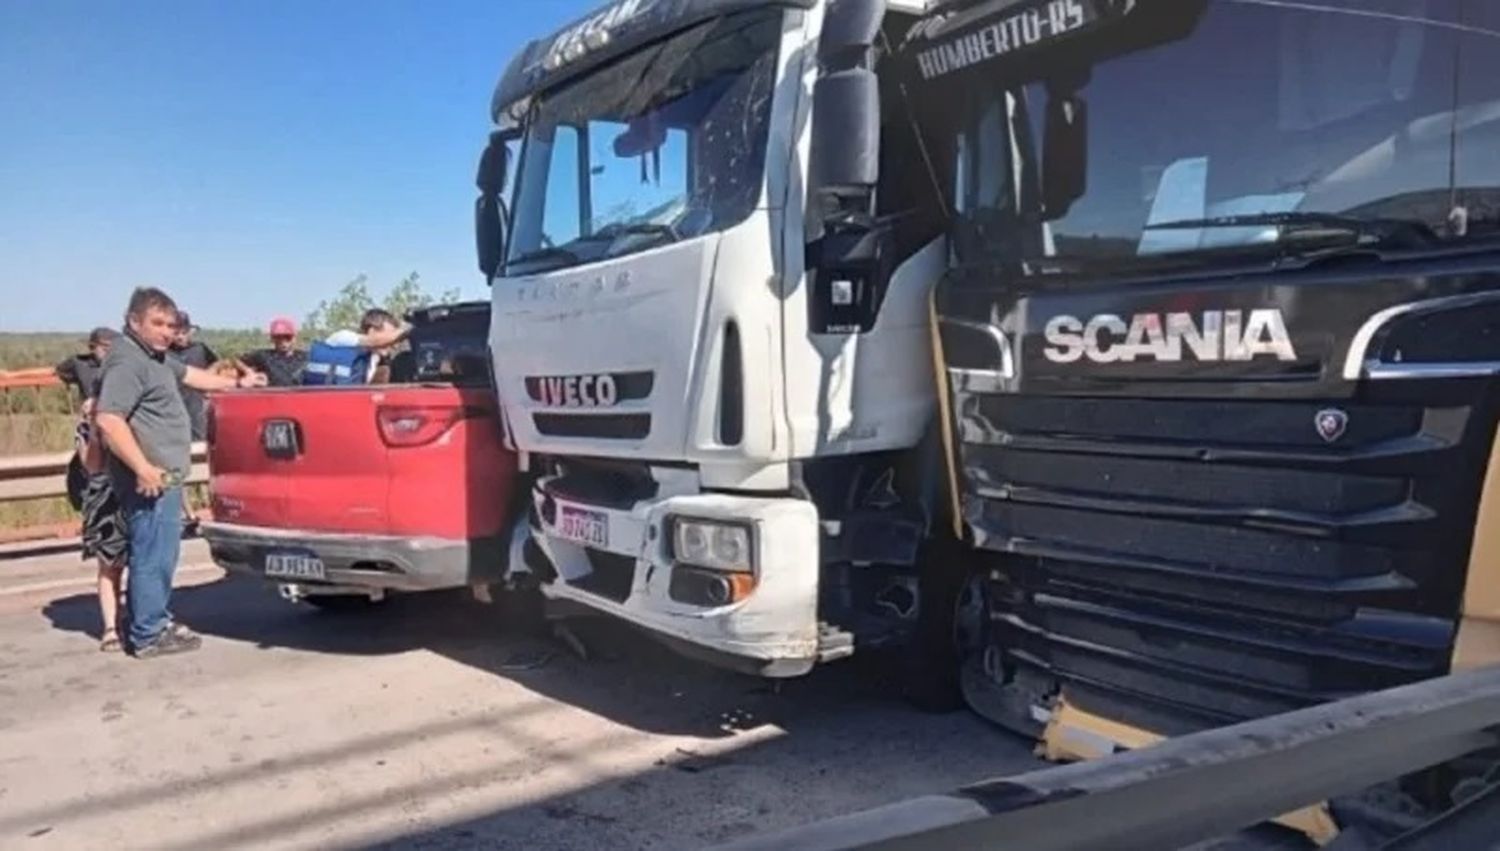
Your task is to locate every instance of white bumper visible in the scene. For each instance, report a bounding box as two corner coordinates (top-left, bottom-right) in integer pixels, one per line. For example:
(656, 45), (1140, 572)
(528, 478), (821, 677)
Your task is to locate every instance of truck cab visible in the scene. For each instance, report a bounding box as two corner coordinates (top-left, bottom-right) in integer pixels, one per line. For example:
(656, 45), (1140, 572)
(912, 0), (1500, 744)
(480, 0), (956, 680)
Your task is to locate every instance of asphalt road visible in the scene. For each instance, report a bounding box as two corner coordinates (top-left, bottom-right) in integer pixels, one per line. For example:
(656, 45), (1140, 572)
(0, 540), (1043, 850)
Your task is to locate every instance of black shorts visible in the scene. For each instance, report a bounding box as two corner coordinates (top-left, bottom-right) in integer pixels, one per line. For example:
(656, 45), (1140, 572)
(80, 475), (128, 565)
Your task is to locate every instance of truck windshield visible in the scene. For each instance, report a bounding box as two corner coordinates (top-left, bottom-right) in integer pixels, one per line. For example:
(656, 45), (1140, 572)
(506, 9), (782, 275)
(950, 0), (1500, 274)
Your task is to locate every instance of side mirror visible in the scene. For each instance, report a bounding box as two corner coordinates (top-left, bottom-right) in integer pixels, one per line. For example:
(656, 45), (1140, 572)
(476, 132), (509, 194)
(1042, 93), (1088, 220)
(475, 133), (512, 280)
(809, 0), (886, 196)
(810, 69), (880, 193)
(807, 0), (889, 334)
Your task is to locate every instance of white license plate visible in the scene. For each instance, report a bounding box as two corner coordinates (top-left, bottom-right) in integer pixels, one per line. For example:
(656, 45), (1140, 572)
(265, 552), (326, 581)
(556, 505), (609, 548)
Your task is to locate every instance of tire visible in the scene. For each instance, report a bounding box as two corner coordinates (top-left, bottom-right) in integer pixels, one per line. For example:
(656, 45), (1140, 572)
(903, 537), (985, 712)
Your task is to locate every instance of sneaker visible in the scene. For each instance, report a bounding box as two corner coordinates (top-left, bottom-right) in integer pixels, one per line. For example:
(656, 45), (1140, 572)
(132, 628), (202, 659)
(165, 621), (198, 641)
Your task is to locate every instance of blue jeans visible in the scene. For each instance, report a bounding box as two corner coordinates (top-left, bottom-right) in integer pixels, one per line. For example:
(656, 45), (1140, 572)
(123, 486), (184, 649)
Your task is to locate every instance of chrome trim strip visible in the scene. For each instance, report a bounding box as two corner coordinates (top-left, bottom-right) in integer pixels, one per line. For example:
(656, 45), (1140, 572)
(948, 367), (1012, 395)
(1343, 291), (1500, 380)
(1365, 361), (1500, 380)
(938, 317), (1015, 378)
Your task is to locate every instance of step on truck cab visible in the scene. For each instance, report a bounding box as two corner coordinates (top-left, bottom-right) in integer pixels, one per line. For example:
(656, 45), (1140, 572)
(203, 302), (520, 607)
(911, 0), (1500, 831)
(479, 0), (962, 684)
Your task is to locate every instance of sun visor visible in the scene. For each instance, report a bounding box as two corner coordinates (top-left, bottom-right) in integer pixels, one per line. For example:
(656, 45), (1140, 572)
(491, 0), (815, 123)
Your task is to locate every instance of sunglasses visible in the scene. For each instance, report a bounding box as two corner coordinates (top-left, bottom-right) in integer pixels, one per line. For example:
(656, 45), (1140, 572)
(271, 335), (295, 342)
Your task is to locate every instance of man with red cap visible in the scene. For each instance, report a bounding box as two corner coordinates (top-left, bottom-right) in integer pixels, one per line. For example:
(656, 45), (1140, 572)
(241, 317), (309, 387)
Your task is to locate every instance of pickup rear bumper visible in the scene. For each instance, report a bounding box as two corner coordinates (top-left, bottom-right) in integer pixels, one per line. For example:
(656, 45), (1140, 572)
(201, 521), (504, 593)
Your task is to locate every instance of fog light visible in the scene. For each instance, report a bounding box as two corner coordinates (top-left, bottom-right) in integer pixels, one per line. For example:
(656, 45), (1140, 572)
(669, 517), (753, 572)
(669, 566), (758, 607)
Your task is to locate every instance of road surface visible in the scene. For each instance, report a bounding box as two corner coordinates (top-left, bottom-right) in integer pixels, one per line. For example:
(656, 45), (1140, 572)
(0, 540), (1042, 850)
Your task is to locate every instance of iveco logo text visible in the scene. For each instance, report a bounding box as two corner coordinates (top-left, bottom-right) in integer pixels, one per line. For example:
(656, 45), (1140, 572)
(1043, 310), (1297, 364)
(537, 374), (619, 408)
(915, 0), (1088, 81)
(517, 270), (632, 303)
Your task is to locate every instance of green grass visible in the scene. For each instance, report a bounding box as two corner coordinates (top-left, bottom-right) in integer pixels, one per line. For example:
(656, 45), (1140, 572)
(0, 328), (266, 371)
(0, 330), (256, 532)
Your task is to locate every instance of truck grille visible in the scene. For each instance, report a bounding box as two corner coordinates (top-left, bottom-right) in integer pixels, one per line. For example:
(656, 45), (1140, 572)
(958, 387), (1493, 734)
(533, 412), (650, 440)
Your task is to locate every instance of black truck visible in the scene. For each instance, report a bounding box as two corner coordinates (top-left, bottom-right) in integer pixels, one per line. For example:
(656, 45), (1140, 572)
(907, 0), (1500, 835)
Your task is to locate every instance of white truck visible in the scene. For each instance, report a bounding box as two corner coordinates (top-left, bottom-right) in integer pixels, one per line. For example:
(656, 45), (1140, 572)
(476, 0), (968, 701)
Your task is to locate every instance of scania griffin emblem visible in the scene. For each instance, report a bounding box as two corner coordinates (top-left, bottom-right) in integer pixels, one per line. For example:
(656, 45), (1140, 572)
(1315, 408), (1349, 444)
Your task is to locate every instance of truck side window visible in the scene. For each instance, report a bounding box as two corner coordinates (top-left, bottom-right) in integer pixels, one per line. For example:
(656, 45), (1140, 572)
(542, 125), (584, 247)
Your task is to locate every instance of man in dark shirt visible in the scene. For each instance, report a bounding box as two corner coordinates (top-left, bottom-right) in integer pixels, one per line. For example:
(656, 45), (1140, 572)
(96, 287), (265, 658)
(168, 311), (218, 441)
(241, 317), (309, 387)
(55, 327), (116, 402)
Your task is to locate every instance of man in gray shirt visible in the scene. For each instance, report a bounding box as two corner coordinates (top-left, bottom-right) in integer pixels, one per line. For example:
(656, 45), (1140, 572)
(96, 287), (266, 657)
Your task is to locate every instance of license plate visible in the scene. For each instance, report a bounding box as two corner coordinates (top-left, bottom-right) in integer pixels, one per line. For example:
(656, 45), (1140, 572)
(262, 420), (299, 458)
(265, 552), (326, 580)
(556, 505), (609, 548)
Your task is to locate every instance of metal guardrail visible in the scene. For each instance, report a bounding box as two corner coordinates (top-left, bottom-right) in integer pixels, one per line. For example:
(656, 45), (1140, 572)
(0, 368), (63, 390)
(0, 443), (209, 504)
(718, 666), (1500, 851)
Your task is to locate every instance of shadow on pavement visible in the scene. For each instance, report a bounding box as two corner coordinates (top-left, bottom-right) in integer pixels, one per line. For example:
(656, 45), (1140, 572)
(31, 579), (1303, 850)
(40, 573), (923, 739)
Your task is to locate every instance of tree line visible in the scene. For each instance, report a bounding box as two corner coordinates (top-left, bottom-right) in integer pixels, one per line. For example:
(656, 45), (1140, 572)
(0, 272), (458, 371)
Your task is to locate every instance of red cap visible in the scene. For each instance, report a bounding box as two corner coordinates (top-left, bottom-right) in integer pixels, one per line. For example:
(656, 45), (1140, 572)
(269, 317), (296, 337)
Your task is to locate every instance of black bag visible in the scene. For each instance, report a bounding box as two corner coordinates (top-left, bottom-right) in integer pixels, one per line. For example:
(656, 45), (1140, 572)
(65, 451), (88, 513)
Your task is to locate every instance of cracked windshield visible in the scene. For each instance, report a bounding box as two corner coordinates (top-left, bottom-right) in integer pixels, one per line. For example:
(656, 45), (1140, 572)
(505, 9), (781, 275)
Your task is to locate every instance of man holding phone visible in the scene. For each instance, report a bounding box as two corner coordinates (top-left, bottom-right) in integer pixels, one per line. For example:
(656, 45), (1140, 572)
(95, 287), (267, 658)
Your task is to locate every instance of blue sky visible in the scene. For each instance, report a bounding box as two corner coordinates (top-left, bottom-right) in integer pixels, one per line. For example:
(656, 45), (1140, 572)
(0, 0), (596, 332)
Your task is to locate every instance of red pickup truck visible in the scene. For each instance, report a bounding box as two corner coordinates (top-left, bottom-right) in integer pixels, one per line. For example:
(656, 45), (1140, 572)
(201, 303), (521, 608)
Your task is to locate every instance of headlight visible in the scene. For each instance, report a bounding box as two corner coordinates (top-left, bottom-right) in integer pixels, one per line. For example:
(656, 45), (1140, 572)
(670, 517), (753, 573)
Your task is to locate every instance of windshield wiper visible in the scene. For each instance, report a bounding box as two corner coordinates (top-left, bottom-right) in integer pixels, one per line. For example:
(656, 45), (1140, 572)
(506, 245), (582, 271)
(1144, 212), (1439, 249)
(583, 222), (682, 244)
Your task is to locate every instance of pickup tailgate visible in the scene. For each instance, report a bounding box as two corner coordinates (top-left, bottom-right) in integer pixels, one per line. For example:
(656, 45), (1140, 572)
(209, 387), (392, 533)
(209, 385), (512, 540)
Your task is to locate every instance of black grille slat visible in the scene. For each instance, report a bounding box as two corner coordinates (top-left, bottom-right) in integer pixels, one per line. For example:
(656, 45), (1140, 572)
(956, 386), (1489, 732)
(1031, 595), (1443, 686)
(975, 501), (1395, 580)
(1044, 558), (1355, 622)
(545, 458), (658, 508)
(968, 447), (1406, 517)
(976, 396), (1422, 448)
(575, 550), (635, 602)
(534, 413), (650, 440)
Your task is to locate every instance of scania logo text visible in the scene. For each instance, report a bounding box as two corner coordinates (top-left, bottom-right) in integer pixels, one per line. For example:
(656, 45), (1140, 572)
(536, 374), (619, 408)
(1043, 309), (1297, 364)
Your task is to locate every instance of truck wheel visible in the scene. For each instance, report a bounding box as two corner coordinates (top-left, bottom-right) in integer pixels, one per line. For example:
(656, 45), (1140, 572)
(903, 539), (985, 712)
